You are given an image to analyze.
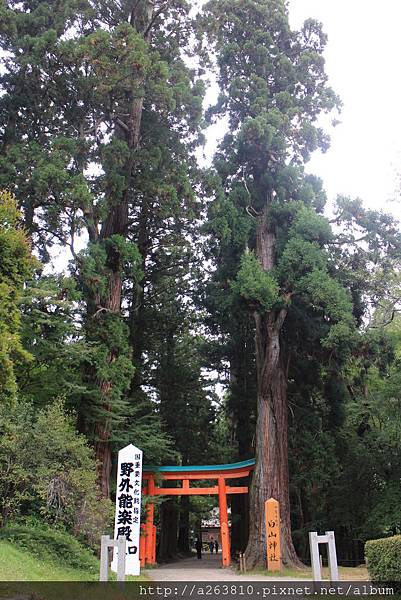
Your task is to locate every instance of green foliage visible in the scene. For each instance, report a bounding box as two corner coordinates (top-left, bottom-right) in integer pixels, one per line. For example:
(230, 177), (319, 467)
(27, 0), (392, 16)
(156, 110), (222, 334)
(78, 238), (143, 306)
(0, 399), (112, 545)
(311, 325), (401, 561)
(199, 3), (401, 568)
(0, 521), (99, 572)
(30, 400), (113, 542)
(233, 251), (279, 311)
(155, 324), (217, 466)
(115, 400), (177, 466)
(0, 191), (38, 404)
(0, 0), (206, 498)
(291, 206), (333, 244)
(365, 535), (401, 582)
(1, 0), (400, 566)
(203, 0), (340, 168)
(0, 399), (32, 525)
(18, 275), (88, 407)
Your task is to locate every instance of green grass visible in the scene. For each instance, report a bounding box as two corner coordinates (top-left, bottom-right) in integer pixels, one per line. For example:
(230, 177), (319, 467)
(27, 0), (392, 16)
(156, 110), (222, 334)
(0, 540), (97, 581)
(0, 540), (148, 582)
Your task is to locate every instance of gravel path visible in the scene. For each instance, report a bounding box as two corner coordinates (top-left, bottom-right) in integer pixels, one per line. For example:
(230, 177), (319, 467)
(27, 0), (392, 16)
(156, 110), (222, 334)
(145, 554), (310, 581)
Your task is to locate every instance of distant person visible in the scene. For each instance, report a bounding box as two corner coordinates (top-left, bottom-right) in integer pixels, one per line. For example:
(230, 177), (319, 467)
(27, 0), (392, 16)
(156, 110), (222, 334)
(209, 538), (214, 554)
(195, 536), (202, 559)
(215, 540), (219, 553)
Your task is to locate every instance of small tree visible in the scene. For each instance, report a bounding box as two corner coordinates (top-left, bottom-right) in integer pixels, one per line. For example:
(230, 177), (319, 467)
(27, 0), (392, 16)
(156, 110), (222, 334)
(0, 401), (33, 526)
(0, 191), (37, 404)
(0, 399), (112, 546)
(28, 400), (112, 544)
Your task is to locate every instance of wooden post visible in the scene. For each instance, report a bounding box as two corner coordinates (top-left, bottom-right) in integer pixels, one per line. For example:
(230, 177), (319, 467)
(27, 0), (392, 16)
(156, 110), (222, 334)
(146, 475), (156, 565)
(152, 525), (157, 564)
(218, 476), (230, 567)
(139, 525), (146, 568)
(100, 535), (110, 582)
(265, 498), (282, 571)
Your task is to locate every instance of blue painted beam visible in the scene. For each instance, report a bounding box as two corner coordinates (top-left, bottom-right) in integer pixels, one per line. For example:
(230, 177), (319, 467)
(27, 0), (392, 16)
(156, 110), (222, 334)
(143, 458), (255, 473)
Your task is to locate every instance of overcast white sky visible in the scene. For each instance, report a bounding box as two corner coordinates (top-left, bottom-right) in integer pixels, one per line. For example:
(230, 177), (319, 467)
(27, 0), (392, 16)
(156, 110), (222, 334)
(289, 0), (401, 216)
(201, 1), (401, 218)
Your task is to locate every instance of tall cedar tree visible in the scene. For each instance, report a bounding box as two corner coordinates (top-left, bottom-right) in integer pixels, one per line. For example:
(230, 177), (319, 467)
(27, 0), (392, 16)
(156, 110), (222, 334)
(0, 0), (204, 496)
(202, 182), (257, 552)
(202, 0), (356, 566)
(147, 278), (216, 559)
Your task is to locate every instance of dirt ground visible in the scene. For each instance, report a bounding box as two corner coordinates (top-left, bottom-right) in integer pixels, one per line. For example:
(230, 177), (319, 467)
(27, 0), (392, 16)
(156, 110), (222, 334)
(145, 554), (369, 582)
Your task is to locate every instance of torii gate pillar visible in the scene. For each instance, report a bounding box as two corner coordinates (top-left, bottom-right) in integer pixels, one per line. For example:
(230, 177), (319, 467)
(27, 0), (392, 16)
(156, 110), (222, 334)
(218, 476), (230, 566)
(145, 474), (156, 565)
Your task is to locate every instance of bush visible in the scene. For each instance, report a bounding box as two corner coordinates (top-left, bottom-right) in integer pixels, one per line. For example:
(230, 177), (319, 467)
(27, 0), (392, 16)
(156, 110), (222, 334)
(27, 399), (113, 547)
(0, 521), (99, 572)
(365, 535), (401, 582)
(0, 399), (113, 547)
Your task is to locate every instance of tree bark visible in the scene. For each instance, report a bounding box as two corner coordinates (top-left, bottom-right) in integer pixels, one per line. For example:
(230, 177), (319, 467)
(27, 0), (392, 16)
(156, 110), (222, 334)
(229, 322), (254, 554)
(177, 495), (191, 554)
(245, 210), (301, 568)
(158, 498), (180, 561)
(231, 492), (249, 555)
(94, 265), (124, 498)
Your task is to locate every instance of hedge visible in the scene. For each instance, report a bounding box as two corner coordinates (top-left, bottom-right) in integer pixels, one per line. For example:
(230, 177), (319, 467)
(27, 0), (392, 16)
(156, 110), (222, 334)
(365, 535), (401, 582)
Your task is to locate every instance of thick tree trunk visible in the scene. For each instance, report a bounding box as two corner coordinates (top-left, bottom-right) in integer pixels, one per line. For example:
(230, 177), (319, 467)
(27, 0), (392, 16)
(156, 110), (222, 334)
(245, 314), (300, 567)
(94, 415), (112, 499)
(128, 195), (151, 396)
(177, 495), (191, 554)
(94, 269), (123, 498)
(245, 210), (301, 568)
(158, 499), (179, 561)
(231, 492), (249, 555)
(228, 315), (256, 553)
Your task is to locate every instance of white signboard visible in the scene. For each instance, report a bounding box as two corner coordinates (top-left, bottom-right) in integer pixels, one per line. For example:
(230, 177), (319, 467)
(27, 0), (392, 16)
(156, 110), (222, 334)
(111, 444), (143, 576)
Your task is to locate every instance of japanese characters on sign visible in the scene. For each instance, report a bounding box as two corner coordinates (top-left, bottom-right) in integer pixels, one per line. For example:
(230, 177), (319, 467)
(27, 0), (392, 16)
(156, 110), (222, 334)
(111, 444), (143, 576)
(265, 497), (282, 572)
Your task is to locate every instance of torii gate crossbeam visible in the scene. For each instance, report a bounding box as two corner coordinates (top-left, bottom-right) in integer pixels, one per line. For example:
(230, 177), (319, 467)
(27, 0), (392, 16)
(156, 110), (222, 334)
(141, 459), (255, 568)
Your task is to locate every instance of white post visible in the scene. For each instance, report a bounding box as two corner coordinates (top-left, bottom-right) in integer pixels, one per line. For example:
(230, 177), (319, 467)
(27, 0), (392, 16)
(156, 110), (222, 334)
(309, 531), (339, 582)
(100, 536), (126, 582)
(100, 535), (110, 582)
(326, 531), (339, 581)
(116, 536), (127, 582)
(111, 444), (143, 576)
(309, 531), (322, 581)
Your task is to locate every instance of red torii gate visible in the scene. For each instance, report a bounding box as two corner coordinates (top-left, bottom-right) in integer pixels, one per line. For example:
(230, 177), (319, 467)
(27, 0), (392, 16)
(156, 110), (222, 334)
(140, 459), (255, 567)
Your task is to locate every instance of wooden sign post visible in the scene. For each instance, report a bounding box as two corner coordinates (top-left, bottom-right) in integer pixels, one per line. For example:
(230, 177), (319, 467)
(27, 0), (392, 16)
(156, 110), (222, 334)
(111, 444), (143, 576)
(265, 498), (282, 572)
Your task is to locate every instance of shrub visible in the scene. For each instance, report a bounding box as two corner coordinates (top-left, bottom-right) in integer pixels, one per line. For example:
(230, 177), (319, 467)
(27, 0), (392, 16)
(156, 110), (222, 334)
(0, 399), (113, 548)
(27, 399), (113, 547)
(365, 535), (401, 582)
(0, 401), (33, 526)
(0, 521), (98, 572)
